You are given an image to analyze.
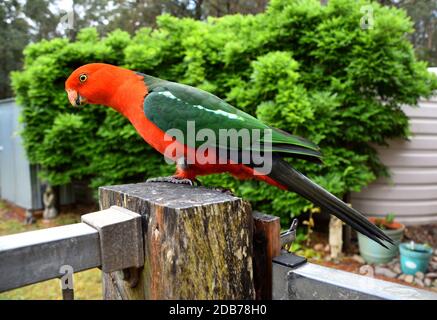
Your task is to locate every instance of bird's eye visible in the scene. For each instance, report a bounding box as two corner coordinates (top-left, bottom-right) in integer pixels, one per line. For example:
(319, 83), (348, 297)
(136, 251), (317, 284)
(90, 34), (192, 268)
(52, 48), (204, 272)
(79, 74), (87, 82)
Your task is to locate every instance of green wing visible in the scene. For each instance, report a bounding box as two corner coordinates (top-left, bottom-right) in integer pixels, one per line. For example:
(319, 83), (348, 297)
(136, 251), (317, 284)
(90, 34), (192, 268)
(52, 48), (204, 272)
(140, 73), (322, 161)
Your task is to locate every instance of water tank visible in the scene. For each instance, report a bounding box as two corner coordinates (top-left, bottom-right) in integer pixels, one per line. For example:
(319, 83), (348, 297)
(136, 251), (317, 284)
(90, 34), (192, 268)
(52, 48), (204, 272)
(351, 68), (437, 225)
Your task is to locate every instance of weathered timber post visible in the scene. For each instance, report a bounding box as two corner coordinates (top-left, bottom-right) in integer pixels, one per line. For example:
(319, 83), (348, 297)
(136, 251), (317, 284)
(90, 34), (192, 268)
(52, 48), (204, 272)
(99, 182), (255, 300)
(252, 212), (281, 300)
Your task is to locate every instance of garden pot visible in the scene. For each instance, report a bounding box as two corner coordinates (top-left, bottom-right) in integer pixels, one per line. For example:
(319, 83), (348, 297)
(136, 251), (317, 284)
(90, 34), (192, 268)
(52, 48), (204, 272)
(399, 242), (433, 275)
(357, 218), (405, 264)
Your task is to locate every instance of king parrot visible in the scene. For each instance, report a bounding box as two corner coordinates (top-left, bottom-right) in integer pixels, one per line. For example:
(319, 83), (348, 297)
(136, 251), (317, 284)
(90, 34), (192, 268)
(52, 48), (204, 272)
(65, 63), (392, 247)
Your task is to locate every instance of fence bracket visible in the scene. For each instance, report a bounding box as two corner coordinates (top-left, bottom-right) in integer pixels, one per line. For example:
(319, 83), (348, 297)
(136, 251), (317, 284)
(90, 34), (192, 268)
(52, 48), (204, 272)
(81, 206), (144, 273)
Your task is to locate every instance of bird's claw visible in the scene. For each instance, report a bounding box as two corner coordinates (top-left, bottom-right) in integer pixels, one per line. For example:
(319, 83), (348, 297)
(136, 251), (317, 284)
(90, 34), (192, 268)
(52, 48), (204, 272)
(146, 176), (196, 186)
(212, 187), (235, 196)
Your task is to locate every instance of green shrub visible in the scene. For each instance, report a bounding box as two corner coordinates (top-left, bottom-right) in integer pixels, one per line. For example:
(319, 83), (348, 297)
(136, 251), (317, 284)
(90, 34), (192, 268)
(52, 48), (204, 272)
(11, 0), (437, 225)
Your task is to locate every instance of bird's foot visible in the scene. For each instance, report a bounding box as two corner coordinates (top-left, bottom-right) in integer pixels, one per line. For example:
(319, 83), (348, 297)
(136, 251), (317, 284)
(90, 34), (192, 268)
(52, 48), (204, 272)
(212, 187), (235, 196)
(146, 176), (198, 186)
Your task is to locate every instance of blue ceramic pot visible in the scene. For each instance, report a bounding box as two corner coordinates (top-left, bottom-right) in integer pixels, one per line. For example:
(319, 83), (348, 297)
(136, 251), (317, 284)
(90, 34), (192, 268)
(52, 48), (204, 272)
(358, 221), (405, 264)
(399, 243), (433, 275)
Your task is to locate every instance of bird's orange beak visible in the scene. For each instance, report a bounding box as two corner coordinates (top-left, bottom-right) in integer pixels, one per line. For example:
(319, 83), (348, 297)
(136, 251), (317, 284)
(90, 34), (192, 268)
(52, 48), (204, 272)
(66, 89), (87, 107)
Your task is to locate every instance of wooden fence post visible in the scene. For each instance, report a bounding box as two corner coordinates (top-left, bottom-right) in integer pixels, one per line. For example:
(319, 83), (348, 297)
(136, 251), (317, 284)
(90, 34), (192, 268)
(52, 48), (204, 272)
(99, 182), (255, 300)
(252, 212), (281, 300)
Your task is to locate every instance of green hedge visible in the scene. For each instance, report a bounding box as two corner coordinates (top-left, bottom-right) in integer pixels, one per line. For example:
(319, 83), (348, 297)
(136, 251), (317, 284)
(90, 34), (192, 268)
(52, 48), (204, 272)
(12, 0), (437, 225)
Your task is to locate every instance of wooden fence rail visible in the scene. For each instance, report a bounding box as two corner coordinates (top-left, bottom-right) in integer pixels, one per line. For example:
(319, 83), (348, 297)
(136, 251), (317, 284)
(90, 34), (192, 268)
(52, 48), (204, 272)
(0, 205), (143, 293)
(0, 222), (101, 292)
(0, 182), (259, 299)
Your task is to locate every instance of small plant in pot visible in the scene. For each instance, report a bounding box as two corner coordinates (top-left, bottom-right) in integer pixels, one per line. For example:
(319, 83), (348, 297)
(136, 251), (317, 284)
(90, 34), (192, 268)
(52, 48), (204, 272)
(399, 241), (433, 275)
(358, 213), (405, 264)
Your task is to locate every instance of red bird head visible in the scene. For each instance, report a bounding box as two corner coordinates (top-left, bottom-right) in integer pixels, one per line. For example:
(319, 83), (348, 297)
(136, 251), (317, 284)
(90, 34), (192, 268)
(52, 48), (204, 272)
(65, 63), (146, 111)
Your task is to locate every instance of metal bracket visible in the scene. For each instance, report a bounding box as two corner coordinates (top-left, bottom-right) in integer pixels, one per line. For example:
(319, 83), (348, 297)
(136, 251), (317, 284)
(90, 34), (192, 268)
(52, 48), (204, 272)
(280, 218), (298, 248)
(273, 251), (307, 269)
(81, 206), (144, 274)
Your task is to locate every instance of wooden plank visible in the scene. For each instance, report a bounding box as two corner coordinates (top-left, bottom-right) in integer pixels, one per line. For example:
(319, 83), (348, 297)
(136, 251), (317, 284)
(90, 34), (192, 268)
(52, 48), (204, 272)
(0, 223), (101, 292)
(99, 182), (255, 300)
(252, 211), (281, 300)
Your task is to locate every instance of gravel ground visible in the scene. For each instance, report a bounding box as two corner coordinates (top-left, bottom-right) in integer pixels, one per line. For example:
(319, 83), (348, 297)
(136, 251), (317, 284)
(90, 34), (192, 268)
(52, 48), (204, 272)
(404, 224), (437, 247)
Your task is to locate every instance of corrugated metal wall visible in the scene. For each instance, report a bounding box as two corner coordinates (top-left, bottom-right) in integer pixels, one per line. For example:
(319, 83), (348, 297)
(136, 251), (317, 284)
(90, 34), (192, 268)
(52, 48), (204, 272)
(0, 98), (38, 209)
(351, 69), (437, 225)
(0, 99), (76, 210)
